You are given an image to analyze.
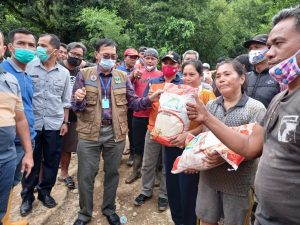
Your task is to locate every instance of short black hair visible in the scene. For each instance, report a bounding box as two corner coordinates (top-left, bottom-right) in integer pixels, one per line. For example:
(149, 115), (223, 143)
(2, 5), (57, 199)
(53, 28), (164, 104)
(60, 43), (67, 49)
(216, 59), (247, 93)
(234, 54), (253, 73)
(8, 28), (35, 43)
(40, 33), (60, 49)
(67, 42), (87, 55)
(182, 59), (204, 76)
(95, 38), (117, 52)
(272, 5), (300, 32)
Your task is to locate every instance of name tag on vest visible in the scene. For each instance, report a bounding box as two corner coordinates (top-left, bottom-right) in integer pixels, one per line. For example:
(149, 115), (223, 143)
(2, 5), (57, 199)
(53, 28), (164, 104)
(85, 80), (98, 87)
(112, 82), (126, 90)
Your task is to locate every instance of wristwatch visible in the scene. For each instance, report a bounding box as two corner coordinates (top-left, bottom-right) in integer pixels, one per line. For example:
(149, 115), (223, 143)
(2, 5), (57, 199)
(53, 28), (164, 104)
(62, 121), (71, 125)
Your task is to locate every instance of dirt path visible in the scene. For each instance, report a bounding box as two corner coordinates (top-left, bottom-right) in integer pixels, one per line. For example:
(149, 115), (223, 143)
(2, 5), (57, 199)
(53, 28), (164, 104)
(10, 153), (173, 225)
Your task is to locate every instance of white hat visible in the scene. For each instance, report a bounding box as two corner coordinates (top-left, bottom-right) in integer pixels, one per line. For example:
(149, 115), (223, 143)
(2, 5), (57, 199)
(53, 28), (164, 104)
(203, 63), (210, 69)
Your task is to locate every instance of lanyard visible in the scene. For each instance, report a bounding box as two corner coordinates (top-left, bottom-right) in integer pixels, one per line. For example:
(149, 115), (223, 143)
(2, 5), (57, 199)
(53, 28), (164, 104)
(99, 76), (112, 99)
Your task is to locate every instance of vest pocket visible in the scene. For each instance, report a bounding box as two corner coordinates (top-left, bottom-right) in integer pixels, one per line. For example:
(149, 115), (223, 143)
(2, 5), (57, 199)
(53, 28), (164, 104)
(85, 85), (98, 105)
(114, 88), (128, 105)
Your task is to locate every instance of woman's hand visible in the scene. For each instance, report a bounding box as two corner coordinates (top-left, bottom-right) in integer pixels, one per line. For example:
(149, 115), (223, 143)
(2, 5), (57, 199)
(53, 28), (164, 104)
(184, 169), (199, 174)
(203, 150), (224, 166)
(169, 132), (189, 148)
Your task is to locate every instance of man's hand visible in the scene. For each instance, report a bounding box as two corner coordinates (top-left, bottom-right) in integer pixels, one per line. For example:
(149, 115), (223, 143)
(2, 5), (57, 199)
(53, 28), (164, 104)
(60, 124), (68, 136)
(74, 87), (86, 102)
(186, 93), (210, 124)
(169, 132), (189, 148)
(21, 152), (34, 178)
(133, 69), (142, 79)
(148, 89), (164, 102)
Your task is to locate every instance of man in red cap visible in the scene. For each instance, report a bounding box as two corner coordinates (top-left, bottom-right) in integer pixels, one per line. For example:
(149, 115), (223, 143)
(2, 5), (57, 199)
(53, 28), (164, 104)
(117, 48), (139, 165)
(117, 48), (139, 75)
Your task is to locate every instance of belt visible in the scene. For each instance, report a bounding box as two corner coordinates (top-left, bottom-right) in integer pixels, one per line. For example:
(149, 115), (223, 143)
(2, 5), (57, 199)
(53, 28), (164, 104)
(101, 119), (112, 126)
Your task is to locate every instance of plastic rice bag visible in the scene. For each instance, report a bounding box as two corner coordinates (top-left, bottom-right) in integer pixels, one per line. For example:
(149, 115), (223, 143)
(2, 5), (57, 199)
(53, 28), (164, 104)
(150, 83), (196, 146)
(171, 123), (256, 174)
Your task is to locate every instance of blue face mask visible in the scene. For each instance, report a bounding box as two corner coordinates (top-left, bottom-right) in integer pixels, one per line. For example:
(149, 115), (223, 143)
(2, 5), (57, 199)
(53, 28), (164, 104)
(14, 48), (35, 64)
(100, 58), (116, 70)
(36, 46), (50, 62)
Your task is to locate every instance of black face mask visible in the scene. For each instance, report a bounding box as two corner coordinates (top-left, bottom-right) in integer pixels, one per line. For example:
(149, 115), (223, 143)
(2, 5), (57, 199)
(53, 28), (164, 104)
(67, 56), (82, 67)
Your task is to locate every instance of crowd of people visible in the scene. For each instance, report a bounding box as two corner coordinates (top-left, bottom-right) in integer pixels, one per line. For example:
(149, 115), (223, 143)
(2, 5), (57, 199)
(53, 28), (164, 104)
(0, 5), (299, 225)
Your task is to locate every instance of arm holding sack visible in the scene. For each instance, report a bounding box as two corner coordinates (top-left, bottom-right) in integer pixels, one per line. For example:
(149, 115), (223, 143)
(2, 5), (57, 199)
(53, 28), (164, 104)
(186, 94), (264, 160)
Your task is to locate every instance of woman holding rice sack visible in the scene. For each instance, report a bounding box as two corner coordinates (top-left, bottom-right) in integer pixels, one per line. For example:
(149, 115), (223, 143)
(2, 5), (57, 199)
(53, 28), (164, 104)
(195, 59), (266, 225)
(164, 59), (215, 225)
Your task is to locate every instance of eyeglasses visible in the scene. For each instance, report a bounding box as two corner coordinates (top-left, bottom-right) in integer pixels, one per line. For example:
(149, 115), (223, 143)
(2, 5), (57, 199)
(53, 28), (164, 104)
(69, 52), (83, 59)
(127, 55), (138, 60)
(101, 54), (117, 60)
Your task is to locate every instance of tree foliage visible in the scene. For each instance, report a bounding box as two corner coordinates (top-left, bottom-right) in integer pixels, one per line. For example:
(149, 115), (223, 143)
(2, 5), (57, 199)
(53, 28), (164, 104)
(0, 0), (299, 66)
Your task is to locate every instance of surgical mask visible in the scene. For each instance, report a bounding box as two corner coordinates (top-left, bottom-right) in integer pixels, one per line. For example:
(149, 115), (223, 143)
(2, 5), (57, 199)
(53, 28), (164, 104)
(14, 48), (35, 64)
(248, 48), (268, 65)
(67, 56), (82, 67)
(100, 58), (116, 70)
(145, 65), (155, 72)
(269, 49), (300, 85)
(162, 65), (178, 77)
(36, 46), (50, 62)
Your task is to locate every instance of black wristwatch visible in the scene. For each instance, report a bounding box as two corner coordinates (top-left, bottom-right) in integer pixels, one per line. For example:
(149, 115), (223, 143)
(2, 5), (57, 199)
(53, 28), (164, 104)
(62, 121), (71, 125)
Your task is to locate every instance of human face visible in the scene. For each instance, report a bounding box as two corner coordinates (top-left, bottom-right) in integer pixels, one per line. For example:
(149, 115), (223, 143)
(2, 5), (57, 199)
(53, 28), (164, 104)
(144, 55), (158, 67)
(215, 63), (245, 97)
(248, 43), (267, 51)
(95, 45), (117, 62)
(68, 47), (84, 60)
(0, 33), (7, 60)
(125, 55), (138, 68)
(182, 64), (202, 88)
(183, 53), (197, 63)
(8, 33), (36, 56)
(59, 46), (68, 60)
(266, 17), (300, 68)
(38, 35), (58, 59)
(139, 52), (145, 58)
(162, 58), (177, 67)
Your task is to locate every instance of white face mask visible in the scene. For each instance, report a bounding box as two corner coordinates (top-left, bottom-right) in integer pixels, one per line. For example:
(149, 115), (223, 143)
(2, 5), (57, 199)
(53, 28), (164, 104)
(248, 48), (268, 65)
(146, 65), (155, 72)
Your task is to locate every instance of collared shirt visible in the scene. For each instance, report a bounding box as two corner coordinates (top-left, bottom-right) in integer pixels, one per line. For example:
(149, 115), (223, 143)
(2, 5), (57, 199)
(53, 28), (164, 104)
(71, 67), (151, 114)
(201, 93), (266, 196)
(27, 59), (71, 131)
(117, 62), (133, 75)
(0, 67), (23, 163)
(1, 58), (36, 142)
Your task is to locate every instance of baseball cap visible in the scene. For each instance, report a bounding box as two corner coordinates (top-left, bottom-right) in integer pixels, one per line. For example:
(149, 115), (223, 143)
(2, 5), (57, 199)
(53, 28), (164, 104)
(124, 48), (138, 56)
(203, 63), (210, 69)
(243, 34), (268, 49)
(144, 48), (159, 59)
(139, 46), (147, 53)
(162, 51), (180, 64)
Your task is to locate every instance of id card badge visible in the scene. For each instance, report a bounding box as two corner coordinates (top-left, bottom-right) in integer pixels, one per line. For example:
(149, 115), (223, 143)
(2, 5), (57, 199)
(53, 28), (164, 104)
(102, 98), (110, 109)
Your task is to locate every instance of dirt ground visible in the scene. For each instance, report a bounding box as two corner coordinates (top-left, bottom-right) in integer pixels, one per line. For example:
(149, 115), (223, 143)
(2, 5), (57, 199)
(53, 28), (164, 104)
(10, 150), (173, 225)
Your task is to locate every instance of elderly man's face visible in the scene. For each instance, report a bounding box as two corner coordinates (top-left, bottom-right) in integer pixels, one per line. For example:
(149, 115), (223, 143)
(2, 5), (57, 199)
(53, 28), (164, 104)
(266, 17), (300, 68)
(183, 53), (197, 63)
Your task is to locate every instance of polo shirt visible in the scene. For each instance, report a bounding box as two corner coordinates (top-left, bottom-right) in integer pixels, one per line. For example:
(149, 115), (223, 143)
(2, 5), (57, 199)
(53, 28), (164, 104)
(1, 58), (36, 142)
(201, 93), (266, 196)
